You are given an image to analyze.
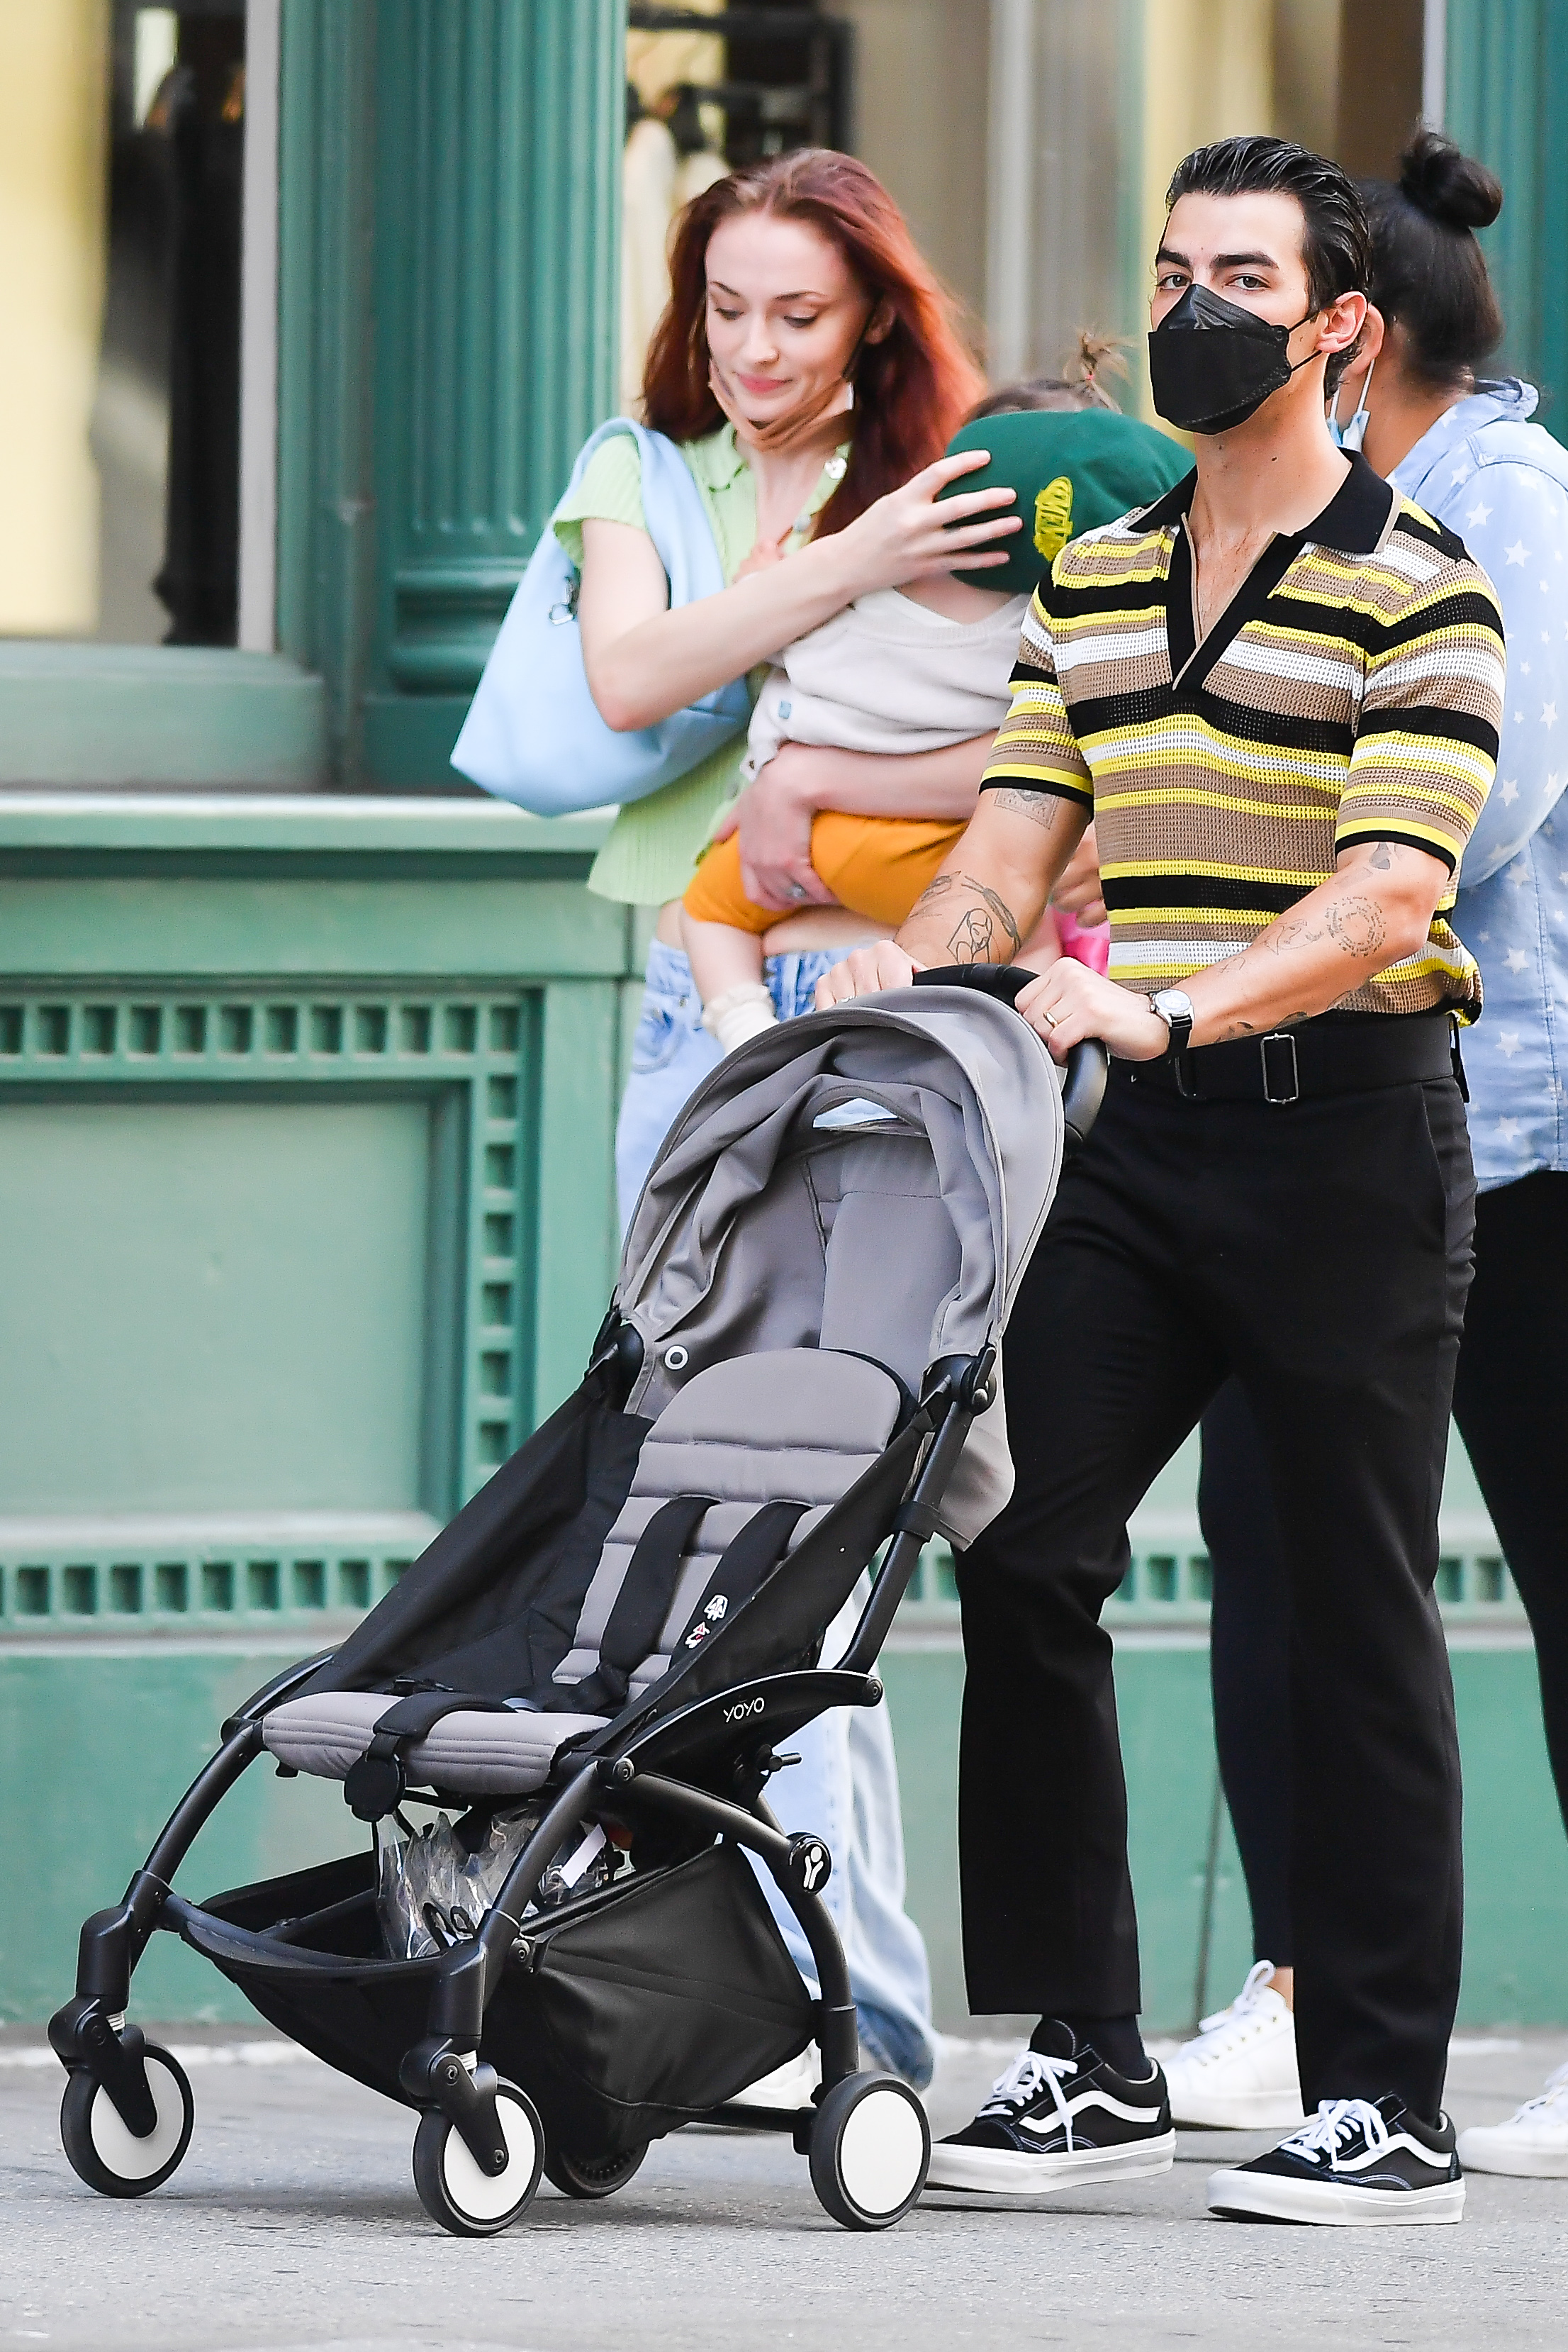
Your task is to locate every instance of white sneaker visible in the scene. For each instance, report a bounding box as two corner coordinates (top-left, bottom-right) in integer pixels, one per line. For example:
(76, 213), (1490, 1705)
(1163, 1961), (1306, 2129)
(1456, 2060), (1568, 2177)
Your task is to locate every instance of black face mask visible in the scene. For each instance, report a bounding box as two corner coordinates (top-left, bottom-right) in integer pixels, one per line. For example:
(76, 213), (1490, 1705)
(1148, 282), (1319, 435)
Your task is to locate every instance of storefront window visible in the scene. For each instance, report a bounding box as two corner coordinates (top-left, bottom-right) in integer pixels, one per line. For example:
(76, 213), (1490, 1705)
(0, 1), (247, 646)
(620, 3), (854, 409)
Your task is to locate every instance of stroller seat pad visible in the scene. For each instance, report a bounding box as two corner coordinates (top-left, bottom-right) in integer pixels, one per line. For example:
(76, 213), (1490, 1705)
(261, 1690), (607, 1795)
(552, 1348), (905, 1700)
(259, 1349), (905, 1795)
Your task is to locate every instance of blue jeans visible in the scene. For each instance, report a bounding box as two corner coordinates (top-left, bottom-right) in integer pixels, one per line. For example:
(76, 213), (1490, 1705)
(615, 937), (849, 1228)
(615, 938), (936, 2088)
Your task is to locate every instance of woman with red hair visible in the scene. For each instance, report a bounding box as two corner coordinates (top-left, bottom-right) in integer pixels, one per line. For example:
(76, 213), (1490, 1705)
(561, 147), (1013, 1217)
(559, 150), (1014, 2095)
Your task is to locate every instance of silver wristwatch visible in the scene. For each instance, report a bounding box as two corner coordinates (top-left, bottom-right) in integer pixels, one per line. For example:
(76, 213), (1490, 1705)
(1148, 988), (1195, 1058)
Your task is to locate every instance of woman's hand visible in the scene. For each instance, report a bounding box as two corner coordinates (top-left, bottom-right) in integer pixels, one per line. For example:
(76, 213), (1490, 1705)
(1012, 961), (1167, 1066)
(836, 448), (1021, 597)
(714, 747), (839, 910)
(814, 940), (924, 1005)
(1049, 823), (1107, 927)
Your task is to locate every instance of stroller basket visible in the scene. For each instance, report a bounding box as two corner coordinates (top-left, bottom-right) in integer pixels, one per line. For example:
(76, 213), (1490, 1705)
(183, 1841), (812, 2155)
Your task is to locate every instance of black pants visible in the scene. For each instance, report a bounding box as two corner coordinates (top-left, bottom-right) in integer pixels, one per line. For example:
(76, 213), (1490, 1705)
(956, 1062), (1474, 2118)
(1202, 1169), (1568, 1971)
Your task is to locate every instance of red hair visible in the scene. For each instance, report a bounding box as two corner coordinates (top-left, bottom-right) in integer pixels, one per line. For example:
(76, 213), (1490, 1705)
(642, 149), (984, 537)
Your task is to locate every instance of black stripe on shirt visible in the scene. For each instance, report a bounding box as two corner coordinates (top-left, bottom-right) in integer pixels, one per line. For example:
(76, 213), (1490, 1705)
(1335, 825), (1458, 874)
(1102, 874), (1311, 915)
(978, 774), (1094, 811)
(1042, 572), (1176, 624)
(1392, 509), (1469, 562)
(1066, 684), (1355, 760)
(1356, 703), (1501, 757)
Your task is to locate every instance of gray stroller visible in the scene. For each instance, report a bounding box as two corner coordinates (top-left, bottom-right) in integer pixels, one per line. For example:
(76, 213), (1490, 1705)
(51, 970), (1102, 2236)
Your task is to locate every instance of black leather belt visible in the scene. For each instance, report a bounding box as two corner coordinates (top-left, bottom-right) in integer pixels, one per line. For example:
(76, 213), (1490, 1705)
(1119, 1013), (1464, 1106)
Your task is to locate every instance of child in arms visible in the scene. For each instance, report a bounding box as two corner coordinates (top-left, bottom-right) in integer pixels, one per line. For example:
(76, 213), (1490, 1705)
(681, 396), (1189, 1049)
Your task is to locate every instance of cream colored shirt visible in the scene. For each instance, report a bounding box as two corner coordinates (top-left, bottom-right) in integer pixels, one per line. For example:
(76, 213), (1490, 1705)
(743, 588), (1029, 780)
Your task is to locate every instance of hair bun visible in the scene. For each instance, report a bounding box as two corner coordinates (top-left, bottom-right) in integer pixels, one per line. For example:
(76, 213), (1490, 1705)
(1398, 128), (1502, 230)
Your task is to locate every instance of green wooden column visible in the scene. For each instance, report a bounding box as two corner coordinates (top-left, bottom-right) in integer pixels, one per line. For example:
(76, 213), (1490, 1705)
(1444, 0), (1568, 443)
(276, 0), (625, 788)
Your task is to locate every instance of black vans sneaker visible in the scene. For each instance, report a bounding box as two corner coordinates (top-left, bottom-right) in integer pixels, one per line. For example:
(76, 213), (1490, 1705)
(924, 2022), (1174, 2195)
(1208, 2095), (1465, 2226)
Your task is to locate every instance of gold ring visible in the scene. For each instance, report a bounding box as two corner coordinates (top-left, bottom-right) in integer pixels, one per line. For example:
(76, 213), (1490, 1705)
(1038, 1009), (1058, 1032)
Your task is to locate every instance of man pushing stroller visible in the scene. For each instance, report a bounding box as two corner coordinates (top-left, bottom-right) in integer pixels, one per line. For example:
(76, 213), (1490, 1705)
(822, 135), (1501, 2229)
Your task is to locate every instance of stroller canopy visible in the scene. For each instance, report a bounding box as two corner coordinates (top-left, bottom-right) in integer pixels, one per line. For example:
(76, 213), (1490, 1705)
(616, 988), (1064, 1546)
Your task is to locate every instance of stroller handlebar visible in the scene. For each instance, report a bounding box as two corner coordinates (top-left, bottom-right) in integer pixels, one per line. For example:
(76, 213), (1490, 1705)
(909, 964), (1109, 1155)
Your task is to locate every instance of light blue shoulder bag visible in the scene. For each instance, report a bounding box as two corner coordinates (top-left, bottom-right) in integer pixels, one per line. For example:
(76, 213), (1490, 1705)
(450, 419), (751, 815)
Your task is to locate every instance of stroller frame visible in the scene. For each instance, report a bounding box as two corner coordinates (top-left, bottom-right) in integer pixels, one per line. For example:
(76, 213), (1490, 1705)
(51, 976), (1102, 2236)
(48, 1333), (995, 2233)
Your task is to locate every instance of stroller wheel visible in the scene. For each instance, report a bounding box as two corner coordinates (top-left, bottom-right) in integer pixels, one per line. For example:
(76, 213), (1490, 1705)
(60, 2045), (194, 2198)
(412, 2080), (543, 2236)
(543, 2140), (649, 2200)
(808, 2073), (929, 2231)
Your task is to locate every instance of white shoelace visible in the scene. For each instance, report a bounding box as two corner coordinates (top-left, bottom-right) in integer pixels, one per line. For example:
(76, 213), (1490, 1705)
(1279, 2097), (1389, 2168)
(1177, 1959), (1283, 2060)
(979, 2049), (1082, 2151)
(1511, 2060), (1568, 2122)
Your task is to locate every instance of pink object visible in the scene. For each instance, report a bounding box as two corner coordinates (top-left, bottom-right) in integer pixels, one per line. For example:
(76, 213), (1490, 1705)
(1057, 906), (1110, 976)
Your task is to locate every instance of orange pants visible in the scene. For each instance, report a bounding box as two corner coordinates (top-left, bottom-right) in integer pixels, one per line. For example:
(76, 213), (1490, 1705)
(683, 812), (967, 933)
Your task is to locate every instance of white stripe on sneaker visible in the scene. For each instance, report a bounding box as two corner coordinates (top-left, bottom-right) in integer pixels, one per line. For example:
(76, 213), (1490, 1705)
(1207, 2169), (1465, 2227)
(926, 2131), (1175, 2197)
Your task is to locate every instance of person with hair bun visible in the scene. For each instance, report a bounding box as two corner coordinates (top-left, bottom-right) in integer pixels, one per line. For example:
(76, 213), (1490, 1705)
(1167, 130), (1568, 2182)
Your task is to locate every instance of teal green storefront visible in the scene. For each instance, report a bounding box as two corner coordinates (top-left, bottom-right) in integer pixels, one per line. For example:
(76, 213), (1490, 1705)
(2, 2), (1567, 2037)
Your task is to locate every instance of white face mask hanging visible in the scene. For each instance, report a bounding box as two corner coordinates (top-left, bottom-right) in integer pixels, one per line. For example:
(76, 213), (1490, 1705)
(1328, 355), (1374, 452)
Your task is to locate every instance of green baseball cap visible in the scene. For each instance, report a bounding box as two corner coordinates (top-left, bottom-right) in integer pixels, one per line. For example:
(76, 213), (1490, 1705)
(939, 408), (1192, 596)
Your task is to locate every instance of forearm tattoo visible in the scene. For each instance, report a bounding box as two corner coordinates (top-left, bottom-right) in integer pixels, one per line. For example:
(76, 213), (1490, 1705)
(907, 869), (1023, 966)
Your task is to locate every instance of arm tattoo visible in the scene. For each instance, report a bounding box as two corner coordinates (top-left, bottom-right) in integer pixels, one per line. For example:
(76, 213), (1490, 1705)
(909, 870), (1022, 965)
(1326, 896), (1387, 957)
(1260, 915), (1326, 958)
(945, 874), (1022, 964)
(909, 871), (956, 917)
(990, 786), (1068, 831)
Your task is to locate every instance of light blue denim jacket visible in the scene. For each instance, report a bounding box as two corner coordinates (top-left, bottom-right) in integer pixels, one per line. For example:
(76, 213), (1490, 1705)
(1389, 381), (1568, 1188)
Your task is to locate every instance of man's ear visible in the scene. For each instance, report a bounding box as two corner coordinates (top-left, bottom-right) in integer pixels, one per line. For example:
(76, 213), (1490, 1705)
(1316, 288), (1369, 357)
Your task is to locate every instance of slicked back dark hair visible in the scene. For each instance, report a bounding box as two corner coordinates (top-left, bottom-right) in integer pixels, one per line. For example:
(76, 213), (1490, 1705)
(1165, 135), (1372, 388)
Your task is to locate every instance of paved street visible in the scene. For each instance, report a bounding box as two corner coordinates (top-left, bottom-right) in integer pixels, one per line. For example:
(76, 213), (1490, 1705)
(3, 2024), (1566, 2351)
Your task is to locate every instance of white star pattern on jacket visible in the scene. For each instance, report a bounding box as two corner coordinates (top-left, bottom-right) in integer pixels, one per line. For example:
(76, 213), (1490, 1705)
(1392, 382), (1568, 1186)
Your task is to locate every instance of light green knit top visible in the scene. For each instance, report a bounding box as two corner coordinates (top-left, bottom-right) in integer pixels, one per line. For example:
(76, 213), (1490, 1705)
(554, 423), (846, 908)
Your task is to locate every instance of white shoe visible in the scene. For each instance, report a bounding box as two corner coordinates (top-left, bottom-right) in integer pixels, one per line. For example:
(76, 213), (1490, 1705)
(1164, 1961), (1306, 2129)
(1456, 2060), (1568, 2177)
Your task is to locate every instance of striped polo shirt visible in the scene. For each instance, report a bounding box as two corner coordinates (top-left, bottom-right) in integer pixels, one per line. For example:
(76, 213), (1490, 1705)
(981, 455), (1505, 1018)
